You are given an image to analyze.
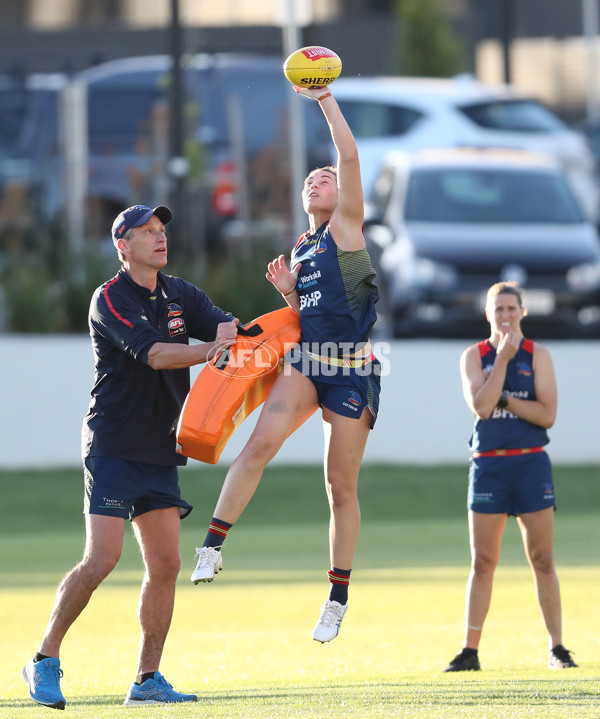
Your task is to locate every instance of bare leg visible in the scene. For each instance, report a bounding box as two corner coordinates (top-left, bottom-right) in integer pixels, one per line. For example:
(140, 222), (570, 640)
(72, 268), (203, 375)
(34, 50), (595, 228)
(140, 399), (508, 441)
(212, 367), (318, 523)
(39, 514), (124, 657)
(321, 407), (371, 571)
(517, 507), (562, 648)
(309, 407), (371, 643)
(463, 511), (507, 649)
(131, 507), (181, 678)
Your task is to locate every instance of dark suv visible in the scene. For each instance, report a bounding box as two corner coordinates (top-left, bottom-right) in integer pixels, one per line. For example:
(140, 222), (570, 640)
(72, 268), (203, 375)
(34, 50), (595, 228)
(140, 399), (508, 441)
(0, 55), (329, 247)
(365, 148), (600, 339)
(0, 72), (67, 224)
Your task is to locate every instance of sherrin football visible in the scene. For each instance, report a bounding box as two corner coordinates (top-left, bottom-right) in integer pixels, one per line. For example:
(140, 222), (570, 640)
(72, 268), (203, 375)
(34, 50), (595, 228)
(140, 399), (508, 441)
(283, 46), (342, 88)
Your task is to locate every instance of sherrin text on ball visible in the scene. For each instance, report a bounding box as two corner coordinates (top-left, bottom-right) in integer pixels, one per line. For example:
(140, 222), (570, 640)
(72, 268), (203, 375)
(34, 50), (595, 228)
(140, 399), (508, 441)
(283, 46), (342, 88)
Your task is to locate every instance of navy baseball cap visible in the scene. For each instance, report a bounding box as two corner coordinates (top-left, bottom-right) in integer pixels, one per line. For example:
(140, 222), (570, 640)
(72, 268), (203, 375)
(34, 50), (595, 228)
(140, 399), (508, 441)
(111, 205), (173, 246)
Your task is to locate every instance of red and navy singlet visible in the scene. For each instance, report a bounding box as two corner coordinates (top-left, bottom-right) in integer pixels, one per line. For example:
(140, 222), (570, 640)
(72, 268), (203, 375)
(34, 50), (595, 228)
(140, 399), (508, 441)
(469, 338), (550, 453)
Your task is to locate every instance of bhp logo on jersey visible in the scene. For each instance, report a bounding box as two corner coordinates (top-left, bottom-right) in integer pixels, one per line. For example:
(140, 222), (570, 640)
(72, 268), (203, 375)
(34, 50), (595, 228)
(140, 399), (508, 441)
(300, 291), (321, 309)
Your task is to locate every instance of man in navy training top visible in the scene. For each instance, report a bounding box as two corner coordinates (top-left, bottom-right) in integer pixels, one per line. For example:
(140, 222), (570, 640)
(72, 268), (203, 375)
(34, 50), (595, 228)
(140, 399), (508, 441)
(22, 204), (239, 708)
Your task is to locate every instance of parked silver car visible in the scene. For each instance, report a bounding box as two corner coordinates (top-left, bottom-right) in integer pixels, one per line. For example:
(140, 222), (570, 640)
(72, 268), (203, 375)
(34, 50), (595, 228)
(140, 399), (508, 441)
(365, 148), (600, 339)
(329, 75), (599, 221)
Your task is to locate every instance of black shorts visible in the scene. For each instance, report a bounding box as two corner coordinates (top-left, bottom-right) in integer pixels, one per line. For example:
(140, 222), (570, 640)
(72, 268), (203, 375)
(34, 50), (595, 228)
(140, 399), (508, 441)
(84, 455), (193, 520)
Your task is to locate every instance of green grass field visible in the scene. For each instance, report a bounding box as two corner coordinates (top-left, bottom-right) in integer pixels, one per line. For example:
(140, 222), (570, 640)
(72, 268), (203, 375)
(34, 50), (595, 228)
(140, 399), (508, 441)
(1, 464), (599, 718)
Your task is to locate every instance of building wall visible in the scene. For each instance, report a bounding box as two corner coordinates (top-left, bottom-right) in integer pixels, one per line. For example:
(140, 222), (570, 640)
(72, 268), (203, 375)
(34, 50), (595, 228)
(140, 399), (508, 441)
(0, 16), (396, 77)
(475, 0), (584, 41)
(23, 0), (341, 30)
(0, 3), (596, 133)
(477, 37), (600, 120)
(1, 336), (598, 469)
(29, 0), (77, 29)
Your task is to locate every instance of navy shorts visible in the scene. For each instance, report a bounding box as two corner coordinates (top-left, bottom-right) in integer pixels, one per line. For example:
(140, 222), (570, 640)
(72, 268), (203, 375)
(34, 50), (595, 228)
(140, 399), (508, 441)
(468, 451), (555, 516)
(286, 349), (381, 428)
(84, 456), (193, 520)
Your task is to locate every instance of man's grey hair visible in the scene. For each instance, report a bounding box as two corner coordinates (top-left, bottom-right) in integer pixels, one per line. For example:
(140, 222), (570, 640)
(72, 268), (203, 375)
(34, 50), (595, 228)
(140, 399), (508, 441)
(116, 227), (133, 263)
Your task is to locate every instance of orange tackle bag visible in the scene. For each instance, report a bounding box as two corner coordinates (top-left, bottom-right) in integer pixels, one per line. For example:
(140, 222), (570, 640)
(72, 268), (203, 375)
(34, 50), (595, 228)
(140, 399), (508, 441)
(175, 306), (301, 464)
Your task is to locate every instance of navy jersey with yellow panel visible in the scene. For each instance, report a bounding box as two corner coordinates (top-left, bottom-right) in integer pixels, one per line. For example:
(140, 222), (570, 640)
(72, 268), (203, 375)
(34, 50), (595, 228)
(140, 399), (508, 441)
(291, 222), (379, 350)
(288, 221), (381, 425)
(469, 338), (550, 453)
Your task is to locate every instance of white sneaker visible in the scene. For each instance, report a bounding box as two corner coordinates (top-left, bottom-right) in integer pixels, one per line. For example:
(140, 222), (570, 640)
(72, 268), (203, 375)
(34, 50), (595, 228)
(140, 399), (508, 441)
(312, 600), (348, 643)
(191, 546), (223, 584)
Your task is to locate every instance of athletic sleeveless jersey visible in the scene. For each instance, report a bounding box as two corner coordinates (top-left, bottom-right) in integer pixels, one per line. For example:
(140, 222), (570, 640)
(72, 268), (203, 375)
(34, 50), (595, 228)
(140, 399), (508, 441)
(469, 338), (549, 453)
(290, 221), (378, 349)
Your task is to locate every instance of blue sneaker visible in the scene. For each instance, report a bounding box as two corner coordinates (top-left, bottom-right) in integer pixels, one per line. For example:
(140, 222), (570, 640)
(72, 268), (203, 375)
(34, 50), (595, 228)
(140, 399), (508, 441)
(123, 672), (197, 705)
(22, 657), (66, 710)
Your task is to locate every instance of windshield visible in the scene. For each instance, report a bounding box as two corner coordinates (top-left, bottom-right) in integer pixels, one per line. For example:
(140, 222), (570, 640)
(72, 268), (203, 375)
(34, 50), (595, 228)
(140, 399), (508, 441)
(211, 66), (291, 150)
(0, 87), (29, 150)
(460, 99), (567, 133)
(87, 71), (170, 154)
(404, 168), (584, 223)
(336, 100), (423, 139)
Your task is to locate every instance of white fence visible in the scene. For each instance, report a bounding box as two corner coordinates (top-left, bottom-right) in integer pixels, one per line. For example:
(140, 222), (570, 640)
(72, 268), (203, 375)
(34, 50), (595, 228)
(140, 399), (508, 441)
(1, 335), (598, 469)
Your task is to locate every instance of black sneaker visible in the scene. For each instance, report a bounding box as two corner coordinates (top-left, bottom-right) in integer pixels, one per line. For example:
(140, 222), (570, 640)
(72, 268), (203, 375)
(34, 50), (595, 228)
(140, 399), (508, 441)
(443, 648), (481, 672)
(548, 644), (577, 669)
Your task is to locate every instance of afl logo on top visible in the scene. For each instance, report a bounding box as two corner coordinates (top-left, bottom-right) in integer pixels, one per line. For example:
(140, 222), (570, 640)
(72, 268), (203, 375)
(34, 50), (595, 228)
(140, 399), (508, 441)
(168, 317), (186, 336)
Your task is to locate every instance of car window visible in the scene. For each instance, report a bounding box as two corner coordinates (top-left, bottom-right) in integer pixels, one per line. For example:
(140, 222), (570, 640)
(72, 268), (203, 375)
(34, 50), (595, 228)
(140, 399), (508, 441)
(87, 71), (170, 154)
(579, 123), (600, 156)
(0, 79), (61, 181)
(0, 86), (29, 150)
(85, 62), (306, 156)
(214, 67), (292, 151)
(459, 100), (567, 133)
(336, 100), (423, 139)
(0, 82), (60, 157)
(371, 164), (397, 216)
(404, 168), (584, 223)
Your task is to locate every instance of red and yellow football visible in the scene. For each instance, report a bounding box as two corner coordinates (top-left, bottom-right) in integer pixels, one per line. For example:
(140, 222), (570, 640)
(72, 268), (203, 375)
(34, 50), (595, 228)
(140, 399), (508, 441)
(283, 46), (342, 88)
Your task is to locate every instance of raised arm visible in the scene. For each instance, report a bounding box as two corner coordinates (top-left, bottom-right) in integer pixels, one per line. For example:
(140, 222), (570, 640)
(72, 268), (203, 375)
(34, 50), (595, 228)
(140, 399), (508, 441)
(295, 86), (364, 250)
(460, 344), (502, 419)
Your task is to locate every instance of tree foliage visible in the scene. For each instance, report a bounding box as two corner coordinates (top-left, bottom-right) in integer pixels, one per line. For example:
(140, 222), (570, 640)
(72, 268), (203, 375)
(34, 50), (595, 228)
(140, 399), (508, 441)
(396, 0), (467, 77)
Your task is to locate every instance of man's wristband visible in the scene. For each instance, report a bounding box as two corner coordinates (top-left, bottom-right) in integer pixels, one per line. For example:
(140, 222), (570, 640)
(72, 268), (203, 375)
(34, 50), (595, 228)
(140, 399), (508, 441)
(496, 392), (509, 409)
(317, 91), (332, 102)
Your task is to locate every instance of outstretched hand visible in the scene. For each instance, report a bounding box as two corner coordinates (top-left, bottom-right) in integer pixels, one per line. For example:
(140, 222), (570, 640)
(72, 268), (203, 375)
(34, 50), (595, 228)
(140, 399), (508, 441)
(293, 85), (332, 101)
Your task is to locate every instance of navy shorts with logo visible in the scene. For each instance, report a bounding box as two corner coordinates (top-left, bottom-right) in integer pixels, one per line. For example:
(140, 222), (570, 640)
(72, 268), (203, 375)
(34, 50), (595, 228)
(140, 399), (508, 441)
(468, 451), (555, 516)
(311, 374), (380, 427)
(286, 349), (381, 428)
(84, 455), (193, 520)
